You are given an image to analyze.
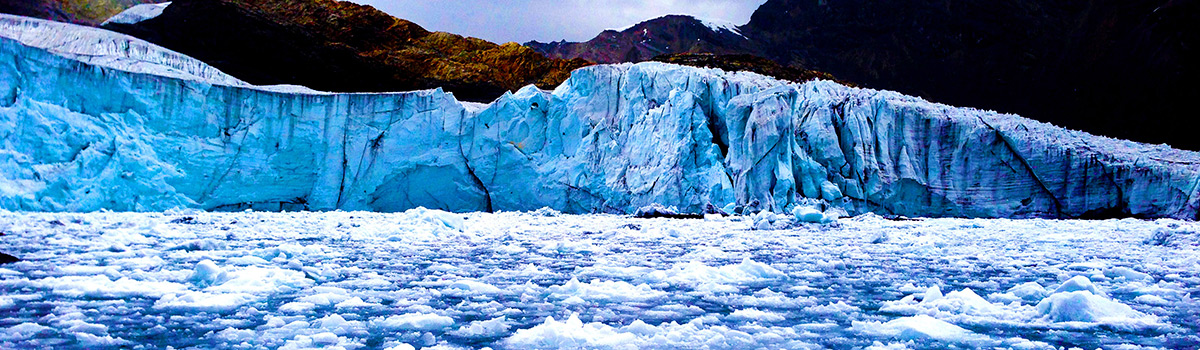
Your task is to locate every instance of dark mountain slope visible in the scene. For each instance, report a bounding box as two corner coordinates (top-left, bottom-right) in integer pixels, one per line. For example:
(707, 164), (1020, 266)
(743, 0), (1199, 150)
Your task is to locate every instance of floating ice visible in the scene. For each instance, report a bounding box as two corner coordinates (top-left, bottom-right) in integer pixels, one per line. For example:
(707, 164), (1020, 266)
(0, 211), (1197, 348)
(646, 258), (787, 286)
(153, 291), (254, 313)
(1036, 291), (1153, 324)
(1006, 282), (1048, 303)
(32, 275), (187, 299)
(546, 278), (667, 303)
(1052, 276), (1106, 296)
(447, 316), (512, 339)
(854, 315), (987, 344)
(373, 313), (455, 332)
(188, 259), (227, 287)
(503, 313), (638, 349)
(726, 308), (786, 322)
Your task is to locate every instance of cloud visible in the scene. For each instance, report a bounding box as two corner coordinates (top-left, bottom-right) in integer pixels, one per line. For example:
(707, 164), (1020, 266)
(345, 0), (766, 44)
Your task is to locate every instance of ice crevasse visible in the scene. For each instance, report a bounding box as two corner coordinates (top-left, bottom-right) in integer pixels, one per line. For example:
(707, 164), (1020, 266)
(1, 15), (1198, 219)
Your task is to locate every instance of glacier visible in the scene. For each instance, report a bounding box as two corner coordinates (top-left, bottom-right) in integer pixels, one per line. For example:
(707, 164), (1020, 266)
(2, 14), (1199, 219)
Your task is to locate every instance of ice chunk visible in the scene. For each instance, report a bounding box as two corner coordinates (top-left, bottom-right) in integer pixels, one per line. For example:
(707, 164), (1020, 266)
(1104, 267), (1152, 282)
(74, 333), (130, 347)
(1, 322), (53, 341)
(279, 301), (317, 314)
(1007, 282), (1048, 302)
(446, 279), (503, 295)
(920, 285), (943, 303)
(334, 297), (378, 309)
(447, 316), (512, 339)
(206, 267), (312, 294)
(939, 288), (997, 314)
(35, 275), (187, 299)
(726, 308), (786, 322)
(1052, 276), (1105, 296)
(383, 343), (417, 350)
(153, 291), (254, 313)
(1134, 294), (1171, 306)
(188, 259), (227, 287)
(373, 313), (454, 331)
(407, 207), (466, 232)
(854, 315), (989, 344)
(1035, 291), (1151, 323)
(647, 257), (786, 286)
(316, 314), (366, 336)
(502, 313), (638, 348)
(806, 301), (860, 315)
(297, 292), (351, 307)
(547, 278), (667, 303)
(792, 206), (827, 223)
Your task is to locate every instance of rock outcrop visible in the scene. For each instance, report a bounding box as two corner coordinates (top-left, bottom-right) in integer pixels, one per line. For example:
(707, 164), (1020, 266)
(3, 15), (1198, 219)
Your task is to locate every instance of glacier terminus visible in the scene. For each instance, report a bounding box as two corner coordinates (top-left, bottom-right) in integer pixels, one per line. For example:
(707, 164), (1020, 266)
(1, 14), (1198, 219)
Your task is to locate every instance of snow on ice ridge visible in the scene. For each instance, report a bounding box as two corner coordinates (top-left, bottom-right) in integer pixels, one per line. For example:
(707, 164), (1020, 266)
(101, 2), (173, 26)
(1, 15), (1199, 219)
(0, 14), (247, 87)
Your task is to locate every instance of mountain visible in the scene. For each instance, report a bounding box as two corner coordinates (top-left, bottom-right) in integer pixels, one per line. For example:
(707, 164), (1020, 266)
(526, 0), (1200, 151)
(527, 15), (752, 64)
(0, 0), (152, 26)
(4, 15), (1198, 219)
(99, 0), (589, 102)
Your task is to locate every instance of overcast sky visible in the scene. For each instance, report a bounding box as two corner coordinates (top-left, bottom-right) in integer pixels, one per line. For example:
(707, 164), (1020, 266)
(345, 0), (767, 44)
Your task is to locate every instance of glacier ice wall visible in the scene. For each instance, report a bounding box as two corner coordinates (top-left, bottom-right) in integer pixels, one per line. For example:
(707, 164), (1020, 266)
(2, 15), (1198, 219)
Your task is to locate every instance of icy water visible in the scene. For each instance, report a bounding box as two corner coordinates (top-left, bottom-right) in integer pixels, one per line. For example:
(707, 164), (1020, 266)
(1, 209), (1198, 349)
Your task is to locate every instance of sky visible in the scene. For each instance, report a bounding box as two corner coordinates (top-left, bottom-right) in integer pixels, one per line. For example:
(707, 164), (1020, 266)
(345, 0), (768, 44)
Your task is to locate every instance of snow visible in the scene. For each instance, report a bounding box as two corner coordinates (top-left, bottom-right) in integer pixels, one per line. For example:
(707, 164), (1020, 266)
(696, 17), (745, 37)
(605, 14), (745, 38)
(1, 211), (1197, 348)
(101, 2), (172, 26)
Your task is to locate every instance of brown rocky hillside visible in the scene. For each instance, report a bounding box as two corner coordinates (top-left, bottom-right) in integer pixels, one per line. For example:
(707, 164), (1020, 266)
(0, 0), (153, 26)
(99, 0), (589, 102)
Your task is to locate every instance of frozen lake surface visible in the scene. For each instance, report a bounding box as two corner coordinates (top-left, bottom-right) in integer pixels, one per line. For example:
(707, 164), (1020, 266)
(1, 209), (1198, 349)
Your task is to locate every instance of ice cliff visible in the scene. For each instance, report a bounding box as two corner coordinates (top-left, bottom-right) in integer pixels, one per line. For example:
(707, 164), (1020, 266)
(2, 15), (1198, 219)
